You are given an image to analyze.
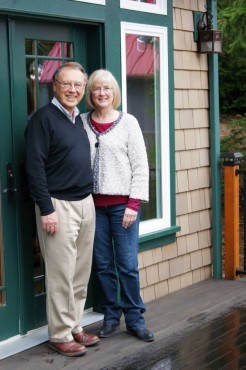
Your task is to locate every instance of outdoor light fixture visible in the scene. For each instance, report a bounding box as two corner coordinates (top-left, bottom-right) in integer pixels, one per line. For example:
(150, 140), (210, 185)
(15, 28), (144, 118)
(136, 35), (156, 52)
(137, 36), (155, 44)
(198, 11), (222, 54)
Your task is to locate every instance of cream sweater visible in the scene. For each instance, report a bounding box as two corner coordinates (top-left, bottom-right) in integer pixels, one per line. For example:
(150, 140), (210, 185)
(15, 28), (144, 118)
(81, 111), (149, 202)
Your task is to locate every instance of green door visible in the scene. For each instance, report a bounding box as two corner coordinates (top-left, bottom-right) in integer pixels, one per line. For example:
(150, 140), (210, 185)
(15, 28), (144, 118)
(0, 16), (102, 341)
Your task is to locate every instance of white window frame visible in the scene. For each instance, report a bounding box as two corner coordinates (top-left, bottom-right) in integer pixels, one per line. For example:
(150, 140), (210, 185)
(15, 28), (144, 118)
(120, 0), (167, 15)
(72, 0), (105, 5)
(121, 22), (170, 236)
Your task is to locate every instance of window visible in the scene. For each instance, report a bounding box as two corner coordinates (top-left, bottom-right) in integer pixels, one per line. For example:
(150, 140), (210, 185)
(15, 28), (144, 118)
(26, 40), (74, 115)
(120, 0), (166, 15)
(121, 22), (170, 236)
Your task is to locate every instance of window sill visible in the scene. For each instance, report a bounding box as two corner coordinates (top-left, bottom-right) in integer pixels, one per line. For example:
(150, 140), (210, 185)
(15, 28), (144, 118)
(139, 225), (181, 252)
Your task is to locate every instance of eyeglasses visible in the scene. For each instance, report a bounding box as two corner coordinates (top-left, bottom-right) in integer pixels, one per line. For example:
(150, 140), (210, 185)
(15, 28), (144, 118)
(92, 86), (112, 94)
(56, 79), (85, 90)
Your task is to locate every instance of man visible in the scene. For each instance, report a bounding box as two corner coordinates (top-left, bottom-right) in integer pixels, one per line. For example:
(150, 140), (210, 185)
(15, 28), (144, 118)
(25, 62), (99, 357)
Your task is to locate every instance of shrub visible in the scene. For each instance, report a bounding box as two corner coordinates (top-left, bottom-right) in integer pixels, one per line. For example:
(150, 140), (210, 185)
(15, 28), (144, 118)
(220, 115), (246, 207)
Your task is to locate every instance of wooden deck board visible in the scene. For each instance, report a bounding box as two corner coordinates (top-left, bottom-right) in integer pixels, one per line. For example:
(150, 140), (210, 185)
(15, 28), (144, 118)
(1, 279), (246, 370)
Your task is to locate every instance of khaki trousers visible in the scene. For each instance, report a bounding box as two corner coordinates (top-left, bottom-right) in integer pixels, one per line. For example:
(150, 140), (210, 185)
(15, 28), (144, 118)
(35, 195), (95, 342)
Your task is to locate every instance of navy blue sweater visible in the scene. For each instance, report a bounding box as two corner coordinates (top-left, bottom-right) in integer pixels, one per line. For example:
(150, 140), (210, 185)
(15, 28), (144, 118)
(25, 103), (93, 215)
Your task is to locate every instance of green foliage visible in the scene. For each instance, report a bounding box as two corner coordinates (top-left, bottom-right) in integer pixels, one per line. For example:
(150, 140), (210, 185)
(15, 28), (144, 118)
(218, 0), (246, 52)
(220, 115), (246, 160)
(220, 115), (246, 206)
(219, 56), (246, 113)
(217, 0), (246, 113)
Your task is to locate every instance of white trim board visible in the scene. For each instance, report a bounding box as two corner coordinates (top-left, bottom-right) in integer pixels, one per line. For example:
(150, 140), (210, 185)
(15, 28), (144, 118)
(0, 310), (103, 360)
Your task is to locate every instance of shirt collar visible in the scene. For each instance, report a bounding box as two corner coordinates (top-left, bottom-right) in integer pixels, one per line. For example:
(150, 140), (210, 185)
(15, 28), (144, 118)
(51, 97), (80, 123)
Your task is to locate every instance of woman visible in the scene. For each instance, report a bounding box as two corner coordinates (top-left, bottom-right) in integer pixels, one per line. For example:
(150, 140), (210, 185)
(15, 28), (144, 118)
(81, 69), (154, 342)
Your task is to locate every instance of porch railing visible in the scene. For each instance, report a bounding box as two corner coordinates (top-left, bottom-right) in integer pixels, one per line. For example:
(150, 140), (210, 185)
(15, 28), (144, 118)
(236, 167), (246, 276)
(221, 152), (246, 279)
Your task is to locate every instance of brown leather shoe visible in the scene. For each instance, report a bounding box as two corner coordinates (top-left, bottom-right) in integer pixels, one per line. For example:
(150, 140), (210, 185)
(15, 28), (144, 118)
(49, 340), (87, 357)
(72, 331), (100, 347)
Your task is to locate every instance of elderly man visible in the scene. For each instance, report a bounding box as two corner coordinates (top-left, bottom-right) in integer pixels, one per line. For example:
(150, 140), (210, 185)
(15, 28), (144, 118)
(25, 62), (99, 357)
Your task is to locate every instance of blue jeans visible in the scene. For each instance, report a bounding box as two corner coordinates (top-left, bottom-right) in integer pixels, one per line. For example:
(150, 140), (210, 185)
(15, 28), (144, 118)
(93, 204), (146, 329)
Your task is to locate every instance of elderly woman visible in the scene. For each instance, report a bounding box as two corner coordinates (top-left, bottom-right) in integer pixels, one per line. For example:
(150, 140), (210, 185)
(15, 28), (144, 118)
(81, 69), (154, 342)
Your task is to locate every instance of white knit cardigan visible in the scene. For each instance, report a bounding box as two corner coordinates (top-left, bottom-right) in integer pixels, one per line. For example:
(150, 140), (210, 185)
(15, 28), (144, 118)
(81, 111), (149, 202)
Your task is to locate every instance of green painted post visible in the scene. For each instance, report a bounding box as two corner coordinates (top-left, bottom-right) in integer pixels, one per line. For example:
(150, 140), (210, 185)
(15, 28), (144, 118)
(208, 0), (222, 278)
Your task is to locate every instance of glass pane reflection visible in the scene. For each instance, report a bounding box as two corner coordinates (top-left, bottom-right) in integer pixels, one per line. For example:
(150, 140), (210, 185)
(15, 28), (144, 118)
(38, 40), (58, 56)
(131, 0), (156, 3)
(38, 41), (74, 58)
(26, 41), (73, 116)
(125, 34), (161, 221)
(26, 58), (63, 116)
(140, 0), (156, 3)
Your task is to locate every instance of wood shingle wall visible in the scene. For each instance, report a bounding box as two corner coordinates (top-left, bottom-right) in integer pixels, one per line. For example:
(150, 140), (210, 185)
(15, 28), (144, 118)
(139, 0), (213, 302)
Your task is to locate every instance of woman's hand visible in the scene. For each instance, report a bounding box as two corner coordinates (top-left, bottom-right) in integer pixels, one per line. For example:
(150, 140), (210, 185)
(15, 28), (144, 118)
(41, 211), (58, 235)
(122, 208), (138, 229)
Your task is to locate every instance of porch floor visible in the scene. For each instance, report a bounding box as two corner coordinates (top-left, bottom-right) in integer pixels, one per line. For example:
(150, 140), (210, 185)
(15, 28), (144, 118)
(1, 278), (246, 370)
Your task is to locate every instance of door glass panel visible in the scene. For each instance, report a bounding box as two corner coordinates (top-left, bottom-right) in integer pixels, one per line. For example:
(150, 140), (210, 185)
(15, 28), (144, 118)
(38, 40), (61, 56)
(25, 39), (74, 295)
(26, 41), (74, 115)
(125, 33), (161, 221)
(37, 41), (74, 58)
(0, 187), (5, 306)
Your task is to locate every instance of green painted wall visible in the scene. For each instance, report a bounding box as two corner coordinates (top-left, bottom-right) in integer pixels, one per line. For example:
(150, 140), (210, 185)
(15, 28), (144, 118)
(0, 0), (179, 250)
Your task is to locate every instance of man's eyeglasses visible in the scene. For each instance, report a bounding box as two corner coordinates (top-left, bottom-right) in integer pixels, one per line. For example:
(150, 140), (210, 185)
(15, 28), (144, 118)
(56, 79), (85, 90)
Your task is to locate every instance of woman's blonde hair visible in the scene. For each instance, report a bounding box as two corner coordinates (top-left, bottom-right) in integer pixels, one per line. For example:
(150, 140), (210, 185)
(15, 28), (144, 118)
(86, 69), (121, 110)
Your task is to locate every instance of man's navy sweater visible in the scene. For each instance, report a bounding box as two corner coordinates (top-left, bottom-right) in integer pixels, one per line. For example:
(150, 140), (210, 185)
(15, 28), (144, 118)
(25, 103), (93, 215)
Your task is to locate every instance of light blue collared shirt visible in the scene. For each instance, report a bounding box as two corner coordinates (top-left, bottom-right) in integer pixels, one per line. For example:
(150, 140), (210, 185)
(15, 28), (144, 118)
(51, 96), (80, 124)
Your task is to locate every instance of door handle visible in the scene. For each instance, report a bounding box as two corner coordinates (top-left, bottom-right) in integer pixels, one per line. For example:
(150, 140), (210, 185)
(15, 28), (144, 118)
(2, 162), (17, 202)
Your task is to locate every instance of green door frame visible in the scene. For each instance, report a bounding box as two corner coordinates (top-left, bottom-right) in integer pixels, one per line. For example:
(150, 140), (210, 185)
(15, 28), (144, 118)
(0, 18), (20, 341)
(10, 18), (85, 335)
(0, 16), (104, 340)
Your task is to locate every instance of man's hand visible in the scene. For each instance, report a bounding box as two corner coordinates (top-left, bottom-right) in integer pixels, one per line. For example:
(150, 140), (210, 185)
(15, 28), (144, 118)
(122, 208), (138, 229)
(41, 211), (58, 235)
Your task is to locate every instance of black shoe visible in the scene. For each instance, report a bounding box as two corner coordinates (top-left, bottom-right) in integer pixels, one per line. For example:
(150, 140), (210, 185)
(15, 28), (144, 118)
(127, 327), (154, 342)
(98, 323), (119, 338)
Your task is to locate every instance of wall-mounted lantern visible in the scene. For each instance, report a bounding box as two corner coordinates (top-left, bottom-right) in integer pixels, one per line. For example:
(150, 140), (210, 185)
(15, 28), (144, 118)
(197, 11), (222, 54)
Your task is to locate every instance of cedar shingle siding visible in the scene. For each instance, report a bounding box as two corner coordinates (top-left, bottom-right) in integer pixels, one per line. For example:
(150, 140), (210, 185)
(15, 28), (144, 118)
(139, 0), (212, 302)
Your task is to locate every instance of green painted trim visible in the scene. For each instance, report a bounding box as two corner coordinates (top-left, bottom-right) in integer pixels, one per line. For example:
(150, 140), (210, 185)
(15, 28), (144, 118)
(0, 0), (106, 23)
(0, 18), (20, 340)
(139, 225), (180, 252)
(140, 225), (181, 243)
(167, 0), (177, 228)
(207, 0), (222, 279)
(120, 10), (168, 26)
(193, 11), (203, 42)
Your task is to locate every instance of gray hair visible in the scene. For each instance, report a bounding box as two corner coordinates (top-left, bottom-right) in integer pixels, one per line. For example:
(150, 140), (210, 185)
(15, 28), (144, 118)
(52, 62), (88, 82)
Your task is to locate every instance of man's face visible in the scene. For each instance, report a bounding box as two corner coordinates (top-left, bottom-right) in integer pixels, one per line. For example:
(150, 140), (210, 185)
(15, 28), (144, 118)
(53, 68), (86, 115)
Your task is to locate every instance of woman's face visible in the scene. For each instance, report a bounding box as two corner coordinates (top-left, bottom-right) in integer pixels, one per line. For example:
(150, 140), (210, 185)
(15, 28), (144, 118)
(91, 81), (114, 110)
